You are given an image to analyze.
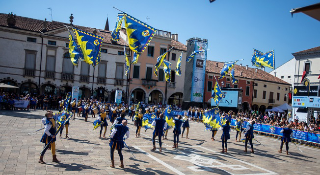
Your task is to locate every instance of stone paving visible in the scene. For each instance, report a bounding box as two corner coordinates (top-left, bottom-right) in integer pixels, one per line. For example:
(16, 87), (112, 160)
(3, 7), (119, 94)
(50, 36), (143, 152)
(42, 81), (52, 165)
(0, 110), (319, 175)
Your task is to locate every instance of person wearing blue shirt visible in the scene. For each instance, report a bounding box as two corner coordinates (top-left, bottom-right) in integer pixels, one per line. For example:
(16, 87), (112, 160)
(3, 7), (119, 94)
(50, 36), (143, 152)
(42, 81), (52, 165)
(221, 120), (231, 153)
(109, 119), (129, 168)
(182, 112), (190, 139)
(244, 120), (255, 153)
(235, 118), (243, 142)
(151, 114), (167, 152)
(279, 124), (293, 155)
(173, 115), (183, 149)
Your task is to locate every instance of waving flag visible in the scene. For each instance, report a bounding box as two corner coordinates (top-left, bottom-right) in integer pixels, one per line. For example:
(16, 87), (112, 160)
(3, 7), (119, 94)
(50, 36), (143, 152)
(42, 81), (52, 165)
(230, 68), (238, 84)
(163, 60), (172, 82)
(93, 119), (102, 130)
(203, 107), (221, 130)
(142, 113), (156, 130)
(219, 61), (237, 80)
(212, 82), (224, 106)
(176, 52), (182, 76)
(68, 31), (82, 66)
(73, 28), (103, 67)
(164, 106), (175, 129)
(63, 92), (72, 111)
(186, 50), (205, 62)
(252, 49), (275, 69)
(124, 47), (130, 76)
(154, 49), (170, 77)
(111, 15), (124, 42)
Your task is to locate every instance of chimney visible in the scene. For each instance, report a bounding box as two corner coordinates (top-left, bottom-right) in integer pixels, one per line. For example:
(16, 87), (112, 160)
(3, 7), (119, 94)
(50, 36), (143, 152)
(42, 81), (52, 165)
(216, 62), (218, 67)
(240, 71), (243, 76)
(263, 67), (265, 71)
(7, 12), (16, 27)
(240, 63), (242, 66)
(255, 68), (258, 72)
(104, 17), (109, 31)
(172, 34), (178, 41)
(246, 65), (248, 70)
(274, 71), (276, 77)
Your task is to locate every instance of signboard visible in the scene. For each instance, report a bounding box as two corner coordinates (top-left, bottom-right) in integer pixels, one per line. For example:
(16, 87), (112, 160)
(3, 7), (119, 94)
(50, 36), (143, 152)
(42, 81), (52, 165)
(293, 86), (318, 96)
(292, 96), (320, 108)
(190, 41), (207, 102)
(14, 100), (29, 108)
(115, 90), (122, 104)
(211, 91), (239, 107)
(72, 86), (79, 102)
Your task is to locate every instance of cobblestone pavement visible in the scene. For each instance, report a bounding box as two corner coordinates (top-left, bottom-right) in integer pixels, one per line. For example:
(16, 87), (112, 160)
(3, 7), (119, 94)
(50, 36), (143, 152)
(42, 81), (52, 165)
(0, 110), (319, 175)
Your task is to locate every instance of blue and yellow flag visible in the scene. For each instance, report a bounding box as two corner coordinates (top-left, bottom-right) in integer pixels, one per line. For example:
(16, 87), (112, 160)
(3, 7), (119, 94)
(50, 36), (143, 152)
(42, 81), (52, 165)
(73, 28), (103, 67)
(68, 31), (82, 66)
(164, 106), (175, 129)
(142, 113), (156, 130)
(111, 15), (124, 42)
(212, 82), (223, 106)
(124, 47), (130, 76)
(176, 52), (182, 76)
(63, 92), (72, 111)
(252, 49), (275, 69)
(123, 14), (156, 64)
(186, 50), (205, 62)
(93, 119), (102, 130)
(163, 60), (172, 82)
(219, 61), (237, 80)
(230, 68), (238, 84)
(203, 107), (221, 130)
(154, 48), (171, 77)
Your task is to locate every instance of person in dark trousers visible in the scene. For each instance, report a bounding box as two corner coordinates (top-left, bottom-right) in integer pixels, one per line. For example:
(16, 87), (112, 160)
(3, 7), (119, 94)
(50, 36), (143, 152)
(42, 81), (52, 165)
(173, 115), (183, 149)
(109, 119), (129, 168)
(99, 108), (108, 138)
(152, 114), (167, 152)
(221, 120), (231, 153)
(182, 112), (190, 139)
(244, 120), (255, 153)
(279, 124), (293, 155)
(235, 118), (243, 142)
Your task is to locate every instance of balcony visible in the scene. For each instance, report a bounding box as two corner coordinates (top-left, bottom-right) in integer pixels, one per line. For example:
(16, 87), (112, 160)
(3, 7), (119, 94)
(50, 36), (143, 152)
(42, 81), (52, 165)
(24, 68), (35, 77)
(268, 99), (275, 104)
(61, 73), (74, 81)
(114, 79), (124, 86)
(155, 30), (171, 39)
(142, 79), (157, 87)
(80, 75), (89, 83)
(45, 71), (55, 79)
(168, 82), (176, 88)
(97, 77), (106, 84)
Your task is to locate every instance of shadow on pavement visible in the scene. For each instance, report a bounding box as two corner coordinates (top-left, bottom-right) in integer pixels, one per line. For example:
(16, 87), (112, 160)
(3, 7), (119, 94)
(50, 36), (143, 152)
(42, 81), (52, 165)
(52, 162), (99, 171)
(57, 149), (89, 156)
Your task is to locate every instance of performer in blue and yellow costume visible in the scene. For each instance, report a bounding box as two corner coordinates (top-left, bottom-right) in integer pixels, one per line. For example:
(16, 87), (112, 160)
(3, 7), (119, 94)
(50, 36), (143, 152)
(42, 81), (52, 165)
(279, 124), (293, 155)
(235, 118), (243, 142)
(221, 120), (230, 153)
(173, 115), (183, 149)
(39, 111), (60, 164)
(109, 119), (130, 168)
(99, 108), (108, 138)
(135, 108), (143, 138)
(181, 112), (190, 139)
(244, 120), (255, 153)
(152, 113), (167, 152)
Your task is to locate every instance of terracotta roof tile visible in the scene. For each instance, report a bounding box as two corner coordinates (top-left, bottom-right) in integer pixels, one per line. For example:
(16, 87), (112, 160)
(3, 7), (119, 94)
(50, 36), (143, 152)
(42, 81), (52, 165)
(206, 60), (290, 85)
(170, 39), (187, 51)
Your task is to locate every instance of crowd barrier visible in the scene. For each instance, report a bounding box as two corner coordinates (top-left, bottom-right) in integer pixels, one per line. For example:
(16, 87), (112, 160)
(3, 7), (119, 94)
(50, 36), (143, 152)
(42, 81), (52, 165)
(230, 119), (320, 144)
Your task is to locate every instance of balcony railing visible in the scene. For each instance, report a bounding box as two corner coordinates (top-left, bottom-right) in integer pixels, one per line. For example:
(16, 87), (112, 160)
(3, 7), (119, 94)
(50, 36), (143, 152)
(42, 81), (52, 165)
(80, 75), (89, 83)
(97, 77), (106, 84)
(168, 82), (176, 88)
(24, 68), (35, 77)
(114, 79), (124, 86)
(61, 73), (74, 81)
(45, 71), (55, 79)
(142, 79), (157, 87)
(268, 99), (275, 104)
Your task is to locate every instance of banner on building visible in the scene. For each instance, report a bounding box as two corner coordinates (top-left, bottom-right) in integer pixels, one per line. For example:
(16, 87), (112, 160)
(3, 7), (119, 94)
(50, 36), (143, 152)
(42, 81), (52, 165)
(292, 96), (320, 108)
(72, 86), (79, 102)
(115, 90), (122, 104)
(14, 100), (29, 108)
(190, 41), (207, 102)
(211, 90), (239, 107)
(293, 86), (318, 96)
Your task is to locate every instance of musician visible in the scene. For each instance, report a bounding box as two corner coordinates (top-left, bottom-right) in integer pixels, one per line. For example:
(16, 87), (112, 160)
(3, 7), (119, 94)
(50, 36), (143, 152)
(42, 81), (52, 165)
(39, 111), (59, 164)
(279, 124), (293, 155)
(109, 119), (129, 168)
(99, 108), (108, 138)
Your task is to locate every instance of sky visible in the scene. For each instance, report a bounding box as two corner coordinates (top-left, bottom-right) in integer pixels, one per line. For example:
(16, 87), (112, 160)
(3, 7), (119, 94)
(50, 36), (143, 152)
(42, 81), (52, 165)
(1, 0), (320, 72)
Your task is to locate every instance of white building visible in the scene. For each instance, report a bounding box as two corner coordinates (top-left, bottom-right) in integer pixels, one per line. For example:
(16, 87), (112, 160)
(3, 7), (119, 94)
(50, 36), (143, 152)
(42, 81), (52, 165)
(0, 13), (129, 101)
(270, 58), (295, 87)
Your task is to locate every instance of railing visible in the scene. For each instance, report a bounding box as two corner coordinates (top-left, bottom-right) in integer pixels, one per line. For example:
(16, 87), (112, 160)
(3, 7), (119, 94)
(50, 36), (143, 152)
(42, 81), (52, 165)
(61, 73), (74, 81)
(114, 79), (124, 86)
(168, 82), (176, 88)
(80, 75), (89, 83)
(24, 68), (35, 77)
(97, 77), (106, 84)
(268, 99), (275, 104)
(45, 71), (55, 79)
(142, 79), (157, 87)
(155, 30), (171, 39)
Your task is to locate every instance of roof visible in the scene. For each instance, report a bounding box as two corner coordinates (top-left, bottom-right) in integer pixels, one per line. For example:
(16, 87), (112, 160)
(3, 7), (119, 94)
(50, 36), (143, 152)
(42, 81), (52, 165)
(170, 39), (187, 51)
(293, 46), (320, 56)
(206, 60), (290, 85)
(291, 3), (320, 21)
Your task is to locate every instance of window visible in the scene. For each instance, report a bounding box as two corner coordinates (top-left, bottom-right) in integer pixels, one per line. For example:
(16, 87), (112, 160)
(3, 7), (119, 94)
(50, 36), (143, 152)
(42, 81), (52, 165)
(48, 40), (56, 45)
(234, 84), (238, 88)
(264, 84), (267, 88)
(278, 86), (280, 90)
(146, 67), (152, 80)
(285, 88), (288, 91)
(27, 37), (36, 43)
(207, 81), (212, 91)
(118, 51), (124, 55)
(263, 91), (266, 99)
(269, 92), (274, 100)
(246, 86), (250, 96)
(159, 68), (164, 81)
(80, 62), (89, 75)
(227, 78), (230, 82)
(277, 93), (280, 101)
(148, 46), (154, 57)
(160, 48), (167, 55)
(288, 76), (291, 78)
(65, 43), (69, 47)
(101, 49), (108, 53)
(209, 75), (213, 79)
(133, 65), (140, 78)
(63, 53), (74, 74)
(254, 90), (257, 98)
(25, 51), (36, 70)
(226, 83), (230, 88)
(171, 53), (176, 61)
(98, 62), (106, 77)
(116, 64), (124, 79)
(284, 94), (287, 101)
(305, 62), (310, 74)
(281, 76), (284, 79)
(246, 81), (250, 84)
(171, 70), (175, 82)
(46, 55), (55, 72)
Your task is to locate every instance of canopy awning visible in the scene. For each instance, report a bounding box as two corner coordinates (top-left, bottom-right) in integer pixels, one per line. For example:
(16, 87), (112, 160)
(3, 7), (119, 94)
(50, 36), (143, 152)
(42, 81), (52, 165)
(291, 3), (320, 22)
(0, 83), (19, 89)
(277, 103), (292, 111)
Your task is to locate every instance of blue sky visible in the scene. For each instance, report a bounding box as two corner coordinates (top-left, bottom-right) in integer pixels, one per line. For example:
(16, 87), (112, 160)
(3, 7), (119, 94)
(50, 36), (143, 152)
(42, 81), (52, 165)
(1, 0), (319, 72)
